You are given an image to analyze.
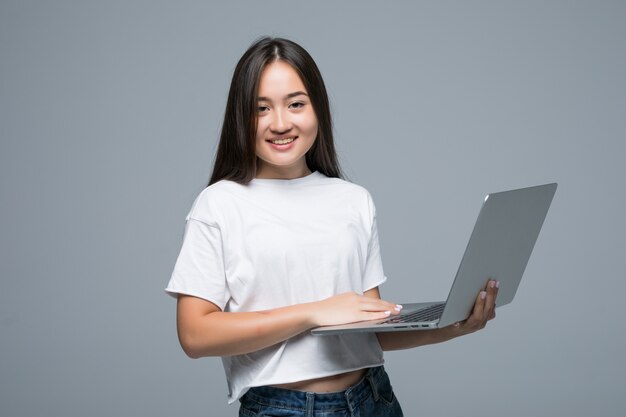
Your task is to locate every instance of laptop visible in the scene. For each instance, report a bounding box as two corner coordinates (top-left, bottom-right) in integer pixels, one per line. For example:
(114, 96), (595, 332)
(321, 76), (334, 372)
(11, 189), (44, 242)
(311, 182), (557, 336)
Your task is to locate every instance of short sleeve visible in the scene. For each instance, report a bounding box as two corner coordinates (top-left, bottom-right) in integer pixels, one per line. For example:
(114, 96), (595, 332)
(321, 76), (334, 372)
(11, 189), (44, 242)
(165, 217), (230, 310)
(362, 192), (388, 291)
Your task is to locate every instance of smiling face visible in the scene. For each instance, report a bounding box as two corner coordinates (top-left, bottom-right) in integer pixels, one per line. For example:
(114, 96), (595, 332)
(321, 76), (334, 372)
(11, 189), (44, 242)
(254, 60), (319, 179)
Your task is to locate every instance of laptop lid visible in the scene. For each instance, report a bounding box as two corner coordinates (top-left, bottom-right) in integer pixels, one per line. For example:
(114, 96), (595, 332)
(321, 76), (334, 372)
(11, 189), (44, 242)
(437, 182), (557, 327)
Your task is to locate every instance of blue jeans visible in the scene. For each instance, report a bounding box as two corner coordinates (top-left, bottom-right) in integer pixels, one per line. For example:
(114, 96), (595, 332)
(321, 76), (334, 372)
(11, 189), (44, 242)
(238, 366), (404, 417)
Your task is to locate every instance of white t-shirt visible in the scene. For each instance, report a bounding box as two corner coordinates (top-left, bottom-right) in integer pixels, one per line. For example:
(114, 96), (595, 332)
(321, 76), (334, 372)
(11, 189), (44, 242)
(165, 171), (387, 404)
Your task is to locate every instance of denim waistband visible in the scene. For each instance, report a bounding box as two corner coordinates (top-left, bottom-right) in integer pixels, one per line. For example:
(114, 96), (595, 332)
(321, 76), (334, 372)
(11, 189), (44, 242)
(240, 366), (387, 413)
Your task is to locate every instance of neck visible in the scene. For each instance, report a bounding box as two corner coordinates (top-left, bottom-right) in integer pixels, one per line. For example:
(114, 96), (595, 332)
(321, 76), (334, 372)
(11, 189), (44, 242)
(255, 163), (312, 180)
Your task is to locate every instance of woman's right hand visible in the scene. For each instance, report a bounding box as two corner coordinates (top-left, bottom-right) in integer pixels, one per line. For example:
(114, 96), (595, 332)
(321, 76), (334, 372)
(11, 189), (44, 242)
(311, 292), (402, 327)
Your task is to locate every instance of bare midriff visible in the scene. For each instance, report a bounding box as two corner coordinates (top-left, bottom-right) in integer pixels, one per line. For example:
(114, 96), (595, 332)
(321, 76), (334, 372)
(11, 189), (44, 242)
(270, 368), (367, 393)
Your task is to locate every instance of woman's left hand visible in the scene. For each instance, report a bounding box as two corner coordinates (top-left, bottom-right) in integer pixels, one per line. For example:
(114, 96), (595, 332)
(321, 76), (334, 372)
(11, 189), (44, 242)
(443, 279), (499, 338)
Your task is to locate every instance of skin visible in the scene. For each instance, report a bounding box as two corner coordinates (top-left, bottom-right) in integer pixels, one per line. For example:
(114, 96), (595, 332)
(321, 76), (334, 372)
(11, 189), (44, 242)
(176, 60), (498, 393)
(254, 60), (318, 180)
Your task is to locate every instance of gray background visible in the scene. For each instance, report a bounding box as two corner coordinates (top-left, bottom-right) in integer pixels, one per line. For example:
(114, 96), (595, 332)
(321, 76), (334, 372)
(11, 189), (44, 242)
(1, 1), (624, 416)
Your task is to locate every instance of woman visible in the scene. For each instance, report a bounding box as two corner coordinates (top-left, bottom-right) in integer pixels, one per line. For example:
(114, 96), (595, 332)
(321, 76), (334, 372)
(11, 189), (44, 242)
(166, 36), (497, 417)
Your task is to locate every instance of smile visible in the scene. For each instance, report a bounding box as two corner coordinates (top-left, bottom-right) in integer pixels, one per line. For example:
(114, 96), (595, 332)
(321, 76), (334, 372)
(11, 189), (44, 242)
(267, 136), (297, 145)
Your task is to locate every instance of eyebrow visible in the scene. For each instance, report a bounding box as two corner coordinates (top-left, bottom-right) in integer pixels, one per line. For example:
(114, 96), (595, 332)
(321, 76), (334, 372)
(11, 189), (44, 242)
(257, 91), (308, 101)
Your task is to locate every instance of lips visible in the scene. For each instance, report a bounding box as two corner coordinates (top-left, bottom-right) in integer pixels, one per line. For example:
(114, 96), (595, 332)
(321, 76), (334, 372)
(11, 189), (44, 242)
(266, 136), (298, 145)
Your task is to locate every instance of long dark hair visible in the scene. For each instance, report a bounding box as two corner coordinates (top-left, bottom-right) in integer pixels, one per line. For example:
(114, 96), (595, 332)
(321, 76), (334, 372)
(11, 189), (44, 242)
(208, 37), (343, 186)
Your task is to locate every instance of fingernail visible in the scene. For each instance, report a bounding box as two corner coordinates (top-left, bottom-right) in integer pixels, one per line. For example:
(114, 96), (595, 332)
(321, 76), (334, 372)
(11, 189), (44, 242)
(384, 311), (391, 315)
(395, 304), (403, 311)
(496, 281), (500, 288)
(490, 281), (496, 288)
(481, 291), (486, 300)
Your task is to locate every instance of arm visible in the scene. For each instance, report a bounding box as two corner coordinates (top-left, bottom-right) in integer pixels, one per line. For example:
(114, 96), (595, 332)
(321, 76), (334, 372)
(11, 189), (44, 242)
(176, 292), (401, 358)
(365, 280), (499, 351)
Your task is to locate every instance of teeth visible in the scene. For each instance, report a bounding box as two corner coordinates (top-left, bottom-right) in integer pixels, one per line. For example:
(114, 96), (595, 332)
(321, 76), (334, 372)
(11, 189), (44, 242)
(270, 137), (295, 145)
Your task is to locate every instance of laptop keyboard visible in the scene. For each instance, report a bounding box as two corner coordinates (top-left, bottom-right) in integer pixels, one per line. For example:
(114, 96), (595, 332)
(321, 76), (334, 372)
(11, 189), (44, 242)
(380, 303), (445, 324)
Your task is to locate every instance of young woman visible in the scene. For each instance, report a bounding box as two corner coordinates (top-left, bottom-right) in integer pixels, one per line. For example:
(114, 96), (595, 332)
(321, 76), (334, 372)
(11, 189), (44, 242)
(166, 37), (498, 417)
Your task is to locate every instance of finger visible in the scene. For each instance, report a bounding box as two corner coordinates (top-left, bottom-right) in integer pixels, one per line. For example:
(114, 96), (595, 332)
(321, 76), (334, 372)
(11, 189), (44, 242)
(364, 310), (392, 322)
(493, 279), (499, 301)
(483, 280), (497, 321)
(466, 289), (487, 328)
(451, 319), (469, 335)
(360, 298), (402, 314)
(487, 279), (500, 320)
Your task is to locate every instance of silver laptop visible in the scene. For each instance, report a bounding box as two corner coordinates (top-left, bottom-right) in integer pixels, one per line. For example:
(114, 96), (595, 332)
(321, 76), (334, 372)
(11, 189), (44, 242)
(311, 183), (557, 336)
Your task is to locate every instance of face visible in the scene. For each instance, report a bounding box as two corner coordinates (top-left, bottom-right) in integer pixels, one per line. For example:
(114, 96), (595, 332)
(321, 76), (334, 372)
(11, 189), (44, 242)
(255, 60), (318, 179)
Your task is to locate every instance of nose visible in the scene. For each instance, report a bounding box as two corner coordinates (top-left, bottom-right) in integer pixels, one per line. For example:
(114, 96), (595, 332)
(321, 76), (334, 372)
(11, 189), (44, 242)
(269, 108), (292, 134)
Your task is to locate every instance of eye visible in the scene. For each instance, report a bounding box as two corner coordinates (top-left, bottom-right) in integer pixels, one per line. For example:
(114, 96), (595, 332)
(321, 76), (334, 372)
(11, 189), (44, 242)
(257, 105), (270, 113)
(289, 101), (305, 109)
